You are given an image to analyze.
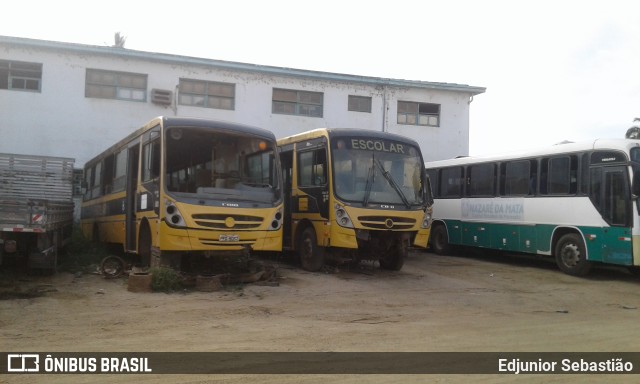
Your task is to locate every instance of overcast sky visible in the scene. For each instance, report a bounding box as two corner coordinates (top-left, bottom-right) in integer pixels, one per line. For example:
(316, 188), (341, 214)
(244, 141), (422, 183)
(3, 0), (640, 157)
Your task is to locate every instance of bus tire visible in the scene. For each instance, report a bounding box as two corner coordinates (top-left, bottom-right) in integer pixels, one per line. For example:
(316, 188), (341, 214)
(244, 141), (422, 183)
(298, 227), (324, 272)
(554, 233), (592, 276)
(431, 224), (451, 255)
(380, 242), (406, 271)
(138, 222), (152, 268)
(100, 255), (126, 278)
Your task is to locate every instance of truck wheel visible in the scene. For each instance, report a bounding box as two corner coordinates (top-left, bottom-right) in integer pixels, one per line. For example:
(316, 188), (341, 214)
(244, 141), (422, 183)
(298, 227), (324, 272)
(555, 233), (591, 276)
(431, 224), (451, 255)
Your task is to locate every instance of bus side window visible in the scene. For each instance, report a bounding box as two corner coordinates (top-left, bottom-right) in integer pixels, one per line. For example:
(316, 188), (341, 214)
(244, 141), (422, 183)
(467, 163), (495, 197)
(280, 150), (293, 189)
(501, 160), (530, 196)
(102, 154), (114, 195)
(91, 162), (102, 199)
(84, 166), (93, 201)
(112, 149), (127, 192)
(298, 148), (327, 187)
(590, 167), (603, 211)
(545, 155), (578, 195)
(142, 139), (160, 182)
(579, 153), (589, 195)
(439, 166), (463, 198)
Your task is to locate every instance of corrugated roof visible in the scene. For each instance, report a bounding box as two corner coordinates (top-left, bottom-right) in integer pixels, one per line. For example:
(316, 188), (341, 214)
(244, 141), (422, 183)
(0, 35), (486, 96)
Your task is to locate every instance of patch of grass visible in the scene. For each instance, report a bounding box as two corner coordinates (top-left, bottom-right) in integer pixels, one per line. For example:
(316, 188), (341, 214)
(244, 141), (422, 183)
(150, 267), (183, 293)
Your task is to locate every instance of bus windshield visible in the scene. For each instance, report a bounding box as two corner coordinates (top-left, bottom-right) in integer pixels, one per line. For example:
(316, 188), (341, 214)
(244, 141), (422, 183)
(165, 127), (281, 204)
(332, 137), (424, 207)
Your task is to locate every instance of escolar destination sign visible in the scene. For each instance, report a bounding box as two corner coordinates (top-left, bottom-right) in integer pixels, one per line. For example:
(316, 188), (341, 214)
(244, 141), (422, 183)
(349, 139), (407, 154)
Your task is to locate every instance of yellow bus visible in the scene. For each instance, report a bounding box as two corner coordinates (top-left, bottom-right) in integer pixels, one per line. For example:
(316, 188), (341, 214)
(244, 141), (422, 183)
(278, 128), (433, 271)
(81, 117), (283, 270)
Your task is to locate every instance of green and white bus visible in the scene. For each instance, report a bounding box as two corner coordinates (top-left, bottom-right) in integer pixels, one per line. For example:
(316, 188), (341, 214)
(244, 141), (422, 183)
(425, 139), (640, 276)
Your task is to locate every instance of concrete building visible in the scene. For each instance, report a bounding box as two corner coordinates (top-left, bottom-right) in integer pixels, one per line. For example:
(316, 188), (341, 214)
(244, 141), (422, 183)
(0, 35), (485, 167)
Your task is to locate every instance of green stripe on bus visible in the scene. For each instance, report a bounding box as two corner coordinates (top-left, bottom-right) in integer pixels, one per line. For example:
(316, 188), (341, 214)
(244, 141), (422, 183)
(440, 220), (633, 266)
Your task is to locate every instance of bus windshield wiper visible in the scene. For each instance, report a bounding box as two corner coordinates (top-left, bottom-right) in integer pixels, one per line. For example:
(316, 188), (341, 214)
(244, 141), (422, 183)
(375, 159), (411, 209)
(362, 163), (375, 206)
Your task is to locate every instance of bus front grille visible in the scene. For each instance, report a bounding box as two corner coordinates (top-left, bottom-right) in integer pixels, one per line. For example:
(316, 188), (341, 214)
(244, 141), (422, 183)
(191, 214), (264, 229)
(357, 216), (416, 230)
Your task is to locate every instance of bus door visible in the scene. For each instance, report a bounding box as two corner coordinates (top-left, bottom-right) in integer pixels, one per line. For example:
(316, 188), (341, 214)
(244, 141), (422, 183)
(294, 139), (329, 242)
(279, 145), (294, 248)
(125, 143), (140, 252)
(592, 166), (632, 264)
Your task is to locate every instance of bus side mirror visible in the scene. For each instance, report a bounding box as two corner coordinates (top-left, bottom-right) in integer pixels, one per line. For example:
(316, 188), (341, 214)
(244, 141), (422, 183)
(633, 171), (640, 216)
(424, 171), (434, 207)
(631, 171), (640, 199)
(633, 171), (640, 198)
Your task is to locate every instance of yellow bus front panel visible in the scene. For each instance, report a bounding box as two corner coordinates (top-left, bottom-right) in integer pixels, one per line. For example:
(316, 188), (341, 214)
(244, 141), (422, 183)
(335, 204), (428, 246)
(159, 203), (283, 253)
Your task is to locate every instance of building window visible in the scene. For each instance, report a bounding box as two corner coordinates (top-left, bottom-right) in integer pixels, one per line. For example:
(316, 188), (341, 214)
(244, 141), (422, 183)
(85, 69), (147, 101)
(348, 95), (372, 113)
(397, 101), (440, 127)
(178, 79), (235, 110)
(0, 59), (42, 92)
(272, 88), (323, 117)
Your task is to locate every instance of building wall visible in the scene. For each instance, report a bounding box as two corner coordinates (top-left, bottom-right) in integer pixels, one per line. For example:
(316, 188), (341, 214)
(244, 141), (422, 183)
(0, 38), (482, 167)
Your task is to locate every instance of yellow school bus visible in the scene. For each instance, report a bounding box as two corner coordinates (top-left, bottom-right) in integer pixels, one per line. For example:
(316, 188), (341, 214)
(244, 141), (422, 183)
(278, 128), (433, 271)
(81, 117), (283, 270)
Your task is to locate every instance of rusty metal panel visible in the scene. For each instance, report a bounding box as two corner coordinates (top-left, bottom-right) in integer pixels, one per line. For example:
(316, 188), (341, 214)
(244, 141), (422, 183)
(0, 153), (74, 201)
(0, 153), (75, 230)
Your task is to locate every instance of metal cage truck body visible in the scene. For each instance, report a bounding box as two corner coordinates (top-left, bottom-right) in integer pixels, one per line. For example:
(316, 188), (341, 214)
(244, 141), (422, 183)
(0, 153), (75, 271)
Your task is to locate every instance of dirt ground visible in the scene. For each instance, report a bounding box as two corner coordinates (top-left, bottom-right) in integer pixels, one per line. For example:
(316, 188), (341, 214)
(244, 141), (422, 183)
(2, 248), (640, 384)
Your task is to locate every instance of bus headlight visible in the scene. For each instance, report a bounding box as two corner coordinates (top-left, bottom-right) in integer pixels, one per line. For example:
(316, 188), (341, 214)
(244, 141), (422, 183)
(421, 210), (432, 229)
(165, 200), (186, 228)
(269, 208), (283, 231)
(334, 203), (354, 228)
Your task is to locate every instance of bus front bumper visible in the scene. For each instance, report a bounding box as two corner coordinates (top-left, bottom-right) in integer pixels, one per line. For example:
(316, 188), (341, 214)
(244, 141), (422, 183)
(161, 224), (282, 253)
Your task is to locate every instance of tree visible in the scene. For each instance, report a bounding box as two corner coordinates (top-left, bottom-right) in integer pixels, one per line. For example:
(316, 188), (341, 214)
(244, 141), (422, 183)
(625, 118), (640, 139)
(113, 32), (126, 48)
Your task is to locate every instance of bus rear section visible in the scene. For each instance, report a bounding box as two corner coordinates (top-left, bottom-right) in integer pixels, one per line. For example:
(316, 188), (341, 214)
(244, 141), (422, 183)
(279, 129), (433, 272)
(81, 117), (283, 272)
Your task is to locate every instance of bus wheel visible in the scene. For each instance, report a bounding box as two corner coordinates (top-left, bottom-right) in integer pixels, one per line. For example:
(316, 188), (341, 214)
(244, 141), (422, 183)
(138, 223), (152, 268)
(554, 233), (591, 276)
(431, 224), (451, 255)
(379, 242), (406, 271)
(298, 227), (324, 272)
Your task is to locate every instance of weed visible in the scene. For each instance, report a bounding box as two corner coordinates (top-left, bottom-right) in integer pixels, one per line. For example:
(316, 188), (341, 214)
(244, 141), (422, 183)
(150, 267), (183, 293)
(60, 228), (109, 272)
